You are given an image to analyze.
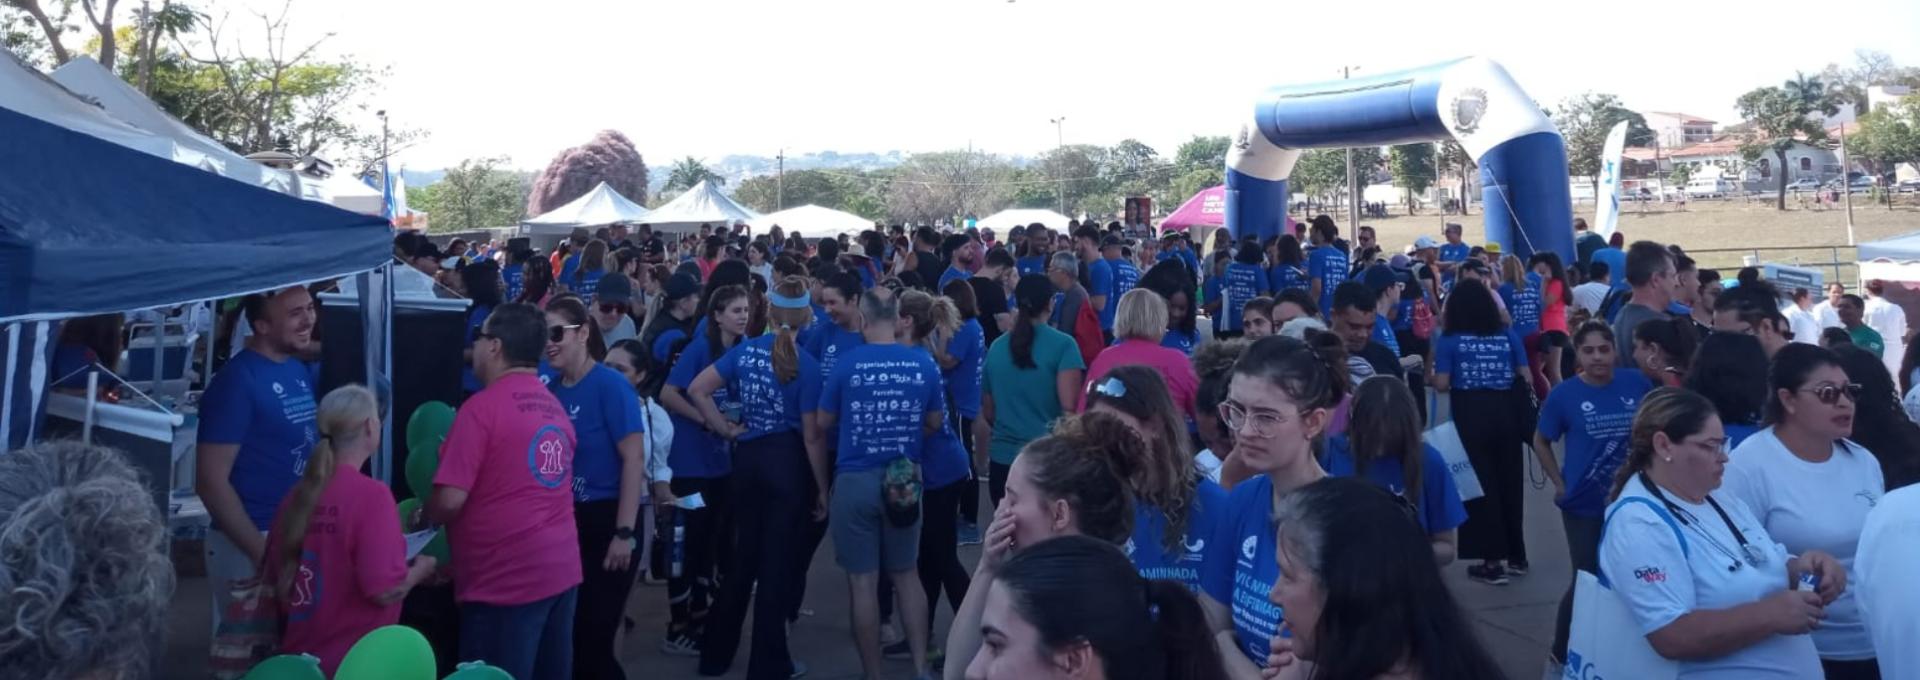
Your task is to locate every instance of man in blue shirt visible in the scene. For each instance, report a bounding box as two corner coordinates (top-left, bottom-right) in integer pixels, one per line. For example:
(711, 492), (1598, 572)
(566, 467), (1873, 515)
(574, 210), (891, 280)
(1074, 227), (1114, 332)
(1437, 222), (1471, 285)
(196, 287), (321, 633)
(937, 234), (978, 293)
(1102, 235), (1140, 331)
(816, 288), (944, 678)
(1016, 225), (1053, 276)
(1307, 218), (1350, 318)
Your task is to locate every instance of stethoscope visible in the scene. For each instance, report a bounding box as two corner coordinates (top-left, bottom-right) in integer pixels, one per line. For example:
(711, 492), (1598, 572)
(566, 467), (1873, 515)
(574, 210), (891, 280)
(1640, 473), (1768, 572)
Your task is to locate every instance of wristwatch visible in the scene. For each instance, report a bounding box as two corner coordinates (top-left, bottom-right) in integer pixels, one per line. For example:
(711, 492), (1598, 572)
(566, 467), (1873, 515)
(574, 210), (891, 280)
(614, 526), (636, 541)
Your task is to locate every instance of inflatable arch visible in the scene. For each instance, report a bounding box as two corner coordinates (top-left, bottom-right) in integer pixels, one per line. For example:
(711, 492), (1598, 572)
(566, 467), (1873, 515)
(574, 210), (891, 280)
(1224, 57), (1573, 263)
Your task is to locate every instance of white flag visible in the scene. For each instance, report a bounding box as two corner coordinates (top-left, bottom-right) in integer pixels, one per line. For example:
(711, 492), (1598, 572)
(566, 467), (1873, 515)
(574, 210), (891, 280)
(1593, 121), (1630, 240)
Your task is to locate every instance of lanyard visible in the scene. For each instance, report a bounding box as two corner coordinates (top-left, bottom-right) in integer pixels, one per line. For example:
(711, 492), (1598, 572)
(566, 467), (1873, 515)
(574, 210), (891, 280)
(1641, 473), (1768, 572)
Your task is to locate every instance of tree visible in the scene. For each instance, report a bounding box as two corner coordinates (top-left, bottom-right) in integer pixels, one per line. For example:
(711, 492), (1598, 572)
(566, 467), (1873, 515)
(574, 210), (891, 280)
(1847, 97), (1920, 206)
(415, 156), (527, 232)
(1387, 143), (1436, 214)
(1738, 75), (1839, 210)
(1291, 147), (1382, 208)
(733, 168), (853, 213)
(1554, 93), (1656, 194)
(884, 150), (1013, 224)
(1439, 139), (1474, 214)
(1006, 166), (1060, 210)
(1036, 144), (1111, 216)
(1669, 164), (1692, 189)
(663, 156), (724, 193)
(526, 130), (649, 216)
(1173, 135), (1230, 171)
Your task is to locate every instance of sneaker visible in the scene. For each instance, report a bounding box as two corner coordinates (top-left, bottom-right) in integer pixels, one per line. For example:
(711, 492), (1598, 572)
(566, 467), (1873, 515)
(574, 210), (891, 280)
(1507, 560), (1529, 577)
(882, 639), (911, 660)
(879, 622), (905, 646)
(957, 521), (982, 546)
(788, 659), (809, 679)
(660, 631), (701, 656)
(1466, 563), (1510, 586)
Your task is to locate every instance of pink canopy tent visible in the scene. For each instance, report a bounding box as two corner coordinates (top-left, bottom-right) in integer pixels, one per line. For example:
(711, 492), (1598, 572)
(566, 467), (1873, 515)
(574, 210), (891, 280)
(1159, 185), (1294, 235)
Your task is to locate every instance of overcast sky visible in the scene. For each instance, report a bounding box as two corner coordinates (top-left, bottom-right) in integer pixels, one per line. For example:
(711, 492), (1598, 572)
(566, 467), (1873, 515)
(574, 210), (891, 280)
(221, 0), (1920, 170)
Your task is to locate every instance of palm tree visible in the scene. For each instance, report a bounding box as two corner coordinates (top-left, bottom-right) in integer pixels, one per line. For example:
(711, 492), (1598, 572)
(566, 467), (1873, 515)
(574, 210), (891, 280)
(665, 156), (724, 192)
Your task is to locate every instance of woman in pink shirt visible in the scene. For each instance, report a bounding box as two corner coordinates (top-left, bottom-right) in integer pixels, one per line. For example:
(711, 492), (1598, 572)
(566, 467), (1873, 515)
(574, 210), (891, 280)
(1079, 289), (1199, 420)
(264, 384), (436, 676)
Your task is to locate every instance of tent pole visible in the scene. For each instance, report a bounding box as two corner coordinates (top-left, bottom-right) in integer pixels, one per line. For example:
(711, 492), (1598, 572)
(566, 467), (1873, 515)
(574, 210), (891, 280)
(3, 322), (18, 448)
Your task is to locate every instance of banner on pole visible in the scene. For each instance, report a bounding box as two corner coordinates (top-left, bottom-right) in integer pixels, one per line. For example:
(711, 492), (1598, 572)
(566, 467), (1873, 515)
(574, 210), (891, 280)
(1593, 120), (1629, 240)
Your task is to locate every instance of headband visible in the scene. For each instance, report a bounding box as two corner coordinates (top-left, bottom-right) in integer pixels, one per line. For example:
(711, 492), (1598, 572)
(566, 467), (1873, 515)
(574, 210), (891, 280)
(768, 290), (812, 310)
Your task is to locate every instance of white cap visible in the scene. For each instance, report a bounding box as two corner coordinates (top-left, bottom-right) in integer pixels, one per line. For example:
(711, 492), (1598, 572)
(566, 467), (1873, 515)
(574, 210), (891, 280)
(1414, 236), (1441, 250)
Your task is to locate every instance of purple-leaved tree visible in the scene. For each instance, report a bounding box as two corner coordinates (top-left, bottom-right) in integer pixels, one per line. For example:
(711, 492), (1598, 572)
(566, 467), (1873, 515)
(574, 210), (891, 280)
(525, 129), (649, 216)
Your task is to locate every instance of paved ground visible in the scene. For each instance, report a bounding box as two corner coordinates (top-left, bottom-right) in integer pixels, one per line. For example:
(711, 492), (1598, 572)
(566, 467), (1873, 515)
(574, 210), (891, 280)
(162, 474), (1568, 680)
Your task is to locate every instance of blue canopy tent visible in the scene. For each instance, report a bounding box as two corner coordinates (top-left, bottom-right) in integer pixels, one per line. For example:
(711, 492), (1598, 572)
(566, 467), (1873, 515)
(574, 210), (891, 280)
(0, 103), (392, 449)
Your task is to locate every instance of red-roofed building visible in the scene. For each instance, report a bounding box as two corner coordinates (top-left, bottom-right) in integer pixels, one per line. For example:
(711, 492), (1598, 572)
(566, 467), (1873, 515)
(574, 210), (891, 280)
(1645, 111), (1718, 148)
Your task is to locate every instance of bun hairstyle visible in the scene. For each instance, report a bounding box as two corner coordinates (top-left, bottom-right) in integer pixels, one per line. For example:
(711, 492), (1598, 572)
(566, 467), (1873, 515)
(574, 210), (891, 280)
(1085, 366), (1197, 554)
(1231, 333), (1349, 413)
(1609, 387), (1720, 501)
(1018, 411), (1149, 544)
(768, 276), (812, 384)
(995, 535), (1228, 680)
(898, 289), (961, 365)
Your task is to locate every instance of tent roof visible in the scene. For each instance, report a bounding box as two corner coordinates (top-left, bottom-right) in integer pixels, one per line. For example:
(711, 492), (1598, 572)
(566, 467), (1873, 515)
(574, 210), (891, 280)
(749, 204), (874, 240)
(50, 57), (297, 193)
(0, 104), (392, 322)
(1858, 231), (1920, 264)
(1159, 185), (1225, 231)
(523, 181), (652, 233)
(976, 209), (1071, 233)
(641, 180), (759, 232)
(0, 49), (210, 168)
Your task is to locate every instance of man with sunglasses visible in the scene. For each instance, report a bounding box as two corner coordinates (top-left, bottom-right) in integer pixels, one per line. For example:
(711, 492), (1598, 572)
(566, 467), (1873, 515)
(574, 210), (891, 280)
(591, 272), (638, 345)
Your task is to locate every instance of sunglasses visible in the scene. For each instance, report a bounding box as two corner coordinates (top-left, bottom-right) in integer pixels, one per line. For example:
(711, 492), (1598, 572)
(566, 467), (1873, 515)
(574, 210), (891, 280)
(598, 302), (625, 314)
(1798, 383), (1863, 405)
(548, 323), (581, 343)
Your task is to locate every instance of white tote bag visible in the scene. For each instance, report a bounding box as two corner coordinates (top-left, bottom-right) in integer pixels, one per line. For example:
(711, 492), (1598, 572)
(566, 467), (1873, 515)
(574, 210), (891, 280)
(1423, 421), (1483, 501)
(1565, 570), (1680, 680)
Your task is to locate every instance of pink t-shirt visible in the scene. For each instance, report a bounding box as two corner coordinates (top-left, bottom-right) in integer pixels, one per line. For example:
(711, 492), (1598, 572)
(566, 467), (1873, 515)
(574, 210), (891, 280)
(262, 465), (407, 676)
(1078, 339), (1200, 419)
(434, 371), (582, 605)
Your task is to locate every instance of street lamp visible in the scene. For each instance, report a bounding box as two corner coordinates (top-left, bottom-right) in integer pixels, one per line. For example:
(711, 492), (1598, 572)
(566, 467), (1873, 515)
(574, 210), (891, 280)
(1050, 117), (1067, 215)
(1340, 66), (1361, 234)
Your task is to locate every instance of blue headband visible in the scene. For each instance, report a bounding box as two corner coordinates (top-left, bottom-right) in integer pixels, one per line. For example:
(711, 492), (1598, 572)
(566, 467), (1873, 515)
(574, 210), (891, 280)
(769, 290), (812, 309)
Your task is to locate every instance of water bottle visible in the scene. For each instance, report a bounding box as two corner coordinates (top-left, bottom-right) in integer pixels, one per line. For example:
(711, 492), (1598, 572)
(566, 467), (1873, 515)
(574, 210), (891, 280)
(1799, 571), (1819, 591)
(670, 512), (686, 579)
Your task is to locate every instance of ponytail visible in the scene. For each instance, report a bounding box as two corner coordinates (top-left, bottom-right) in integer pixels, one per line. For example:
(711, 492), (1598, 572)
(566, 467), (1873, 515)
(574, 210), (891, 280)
(1011, 274), (1055, 370)
(269, 385), (378, 601)
(769, 276), (812, 384)
(1145, 580), (1230, 680)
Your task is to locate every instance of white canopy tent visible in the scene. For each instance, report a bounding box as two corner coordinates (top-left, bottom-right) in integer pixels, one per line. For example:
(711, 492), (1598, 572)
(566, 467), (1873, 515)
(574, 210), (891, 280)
(318, 172), (386, 216)
(976, 208), (1071, 233)
(642, 180), (760, 233)
(0, 50), (213, 169)
(1858, 231), (1920, 282)
(749, 204), (874, 240)
(51, 57), (298, 194)
(520, 181), (652, 236)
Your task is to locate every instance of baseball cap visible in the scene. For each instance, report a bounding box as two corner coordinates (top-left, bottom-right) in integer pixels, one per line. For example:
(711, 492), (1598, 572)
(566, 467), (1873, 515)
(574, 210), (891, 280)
(1361, 264), (1400, 297)
(595, 272), (633, 305)
(1484, 242), (1504, 255)
(663, 273), (701, 302)
(1101, 234), (1127, 250)
(1413, 236), (1441, 250)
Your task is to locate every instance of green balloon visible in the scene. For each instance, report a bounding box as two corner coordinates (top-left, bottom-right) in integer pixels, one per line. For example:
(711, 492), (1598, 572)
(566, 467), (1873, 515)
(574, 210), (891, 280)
(241, 654), (324, 680)
(334, 625), (435, 680)
(395, 498), (421, 529)
(422, 530), (451, 564)
(443, 661), (514, 680)
(405, 402), (453, 500)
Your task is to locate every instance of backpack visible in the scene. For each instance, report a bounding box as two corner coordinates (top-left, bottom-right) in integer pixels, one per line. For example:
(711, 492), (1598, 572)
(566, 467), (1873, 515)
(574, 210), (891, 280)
(1070, 298), (1105, 367)
(1411, 296), (1436, 340)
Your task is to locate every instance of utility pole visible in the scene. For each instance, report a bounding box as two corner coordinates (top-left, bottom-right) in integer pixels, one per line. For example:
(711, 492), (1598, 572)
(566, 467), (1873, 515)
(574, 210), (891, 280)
(376, 109), (389, 174)
(1050, 117), (1067, 215)
(1838, 124), (1855, 246)
(776, 149), (785, 211)
(1342, 66), (1361, 236)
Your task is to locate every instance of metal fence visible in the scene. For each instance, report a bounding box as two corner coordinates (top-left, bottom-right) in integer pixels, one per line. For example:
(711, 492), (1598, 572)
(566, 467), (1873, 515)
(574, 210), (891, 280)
(1687, 245), (1859, 290)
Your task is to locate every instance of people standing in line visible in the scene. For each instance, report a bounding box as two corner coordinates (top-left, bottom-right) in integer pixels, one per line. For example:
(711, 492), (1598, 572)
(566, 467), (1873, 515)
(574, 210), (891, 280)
(1202, 251), (1230, 335)
(196, 287), (321, 633)
(1632, 317), (1700, 389)
(1046, 252), (1092, 339)
(891, 288), (974, 662)
(747, 241), (775, 289)
(941, 279), (989, 547)
(1530, 321), (1653, 669)
(1305, 218), (1349, 319)
(638, 274), (702, 394)
(1724, 344), (1887, 678)
(1084, 366), (1227, 594)
(1139, 259), (1202, 355)
(1612, 241), (1677, 366)
(960, 534), (1227, 680)
(1571, 261), (1612, 315)
(1191, 340), (1250, 487)
(1199, 334), (1348, 676)
(942, 412), (1151, 678)
(688, 276), (824, 680)
(1857, 483), (1920, 680)
(804, 270), (868, 381)
(1261, 478), (1508, 680)
(591, 273), (639, 346)
(1436, 222), (1471, 286)
(1815, 281), (1847, 329)
(1685, 332), (1773, 448)
(654, 285), (753, 656)
(1432, 278), (1533, 586)
(542, 297), (649, 679)
(1323, 376), (1466, 563)
(978, 276), (1087, 511)
(1498, 254), (1545, 395)
(1862, 279), (1909, 378)
(430, 303), (583, 680)
(1327, 282), (1404, 387)
(1081, 290), (1199, 420)
(817, 287), (946, 680)
(938, 235), (977, 293)
(1530, 253), (1574, 387)
(1599, 387), (1841, 680)
(1785, 286), (1823, 347)
(263, 385), (437, 676)
(1241, 296), (1278, 339)
(1829, 345), (1920, 490)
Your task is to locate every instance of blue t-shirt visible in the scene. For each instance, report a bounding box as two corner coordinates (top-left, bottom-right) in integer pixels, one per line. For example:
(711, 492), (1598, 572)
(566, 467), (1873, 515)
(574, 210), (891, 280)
(665, 337), (735, 478)
(197, 349), (321, 531)
(1220, 263), (1266, 333)
(1537, 369), (1653, 517)
(1268, 264), (1307, 294)
(1086, 258), (1116, 329)
(818, 343), (946, 472)
(1127, 479), (1229, 593)
(502, 263), (525, 300)
(712, 334), (822, 441)
(1307, 246), (1350, 316)
(1438, 242), (1471, 285)
(461, 304), (493, 393)
(651, 327), (692, 366)
(1434, 330), (1528, 391)
(804, 324), (867, 382)
(1017, 255), (1049, 277)
(938, 265), (971, 294)
(920, 342), (971, 490)
(1162, 328), (1198, 355)
(548, 364), (647, 502)
(1106, 257), (1140, 326)
(573, 270), (602, 302)
(559, 253), (582, 286)
(1202, 474), (1285, 667)
(1591, 248), (1627, 291)
(1499, 274), (1544, 337)
(1321, 436), (1467, 533)
(945, 319), (986, 419)
(1372, 314), (1401, 357)
(1159, 249), (1200, 280)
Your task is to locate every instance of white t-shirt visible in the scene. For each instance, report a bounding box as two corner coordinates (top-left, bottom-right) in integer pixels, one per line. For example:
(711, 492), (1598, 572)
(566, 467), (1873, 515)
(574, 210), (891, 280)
(1904, 383), (1920, 425)
(1723, 428), (1886, 660)
(1856, 485), (1919, 680)
(1599, 475), (1821, 679)
(1573, 281), (1611, 314)
(1864, 295), (1908, 378)
(1813, 300), (1842, 330)
(1781, 304), (1821, 346)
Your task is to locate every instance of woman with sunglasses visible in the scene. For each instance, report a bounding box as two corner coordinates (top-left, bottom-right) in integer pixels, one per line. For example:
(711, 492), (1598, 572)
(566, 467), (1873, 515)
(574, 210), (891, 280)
(1600, 387), (1841, 679)
(1723, 344), (1886, 678)
(539, 297), (646, 678)
(685, 276), (824, 679)
(1084, 365), (1227, 596)
(1633, 317), (1698, 389)
(655, 284), (753, 656)
(1197, 334), (1347, 678)
(1433, 278), (1533, 586)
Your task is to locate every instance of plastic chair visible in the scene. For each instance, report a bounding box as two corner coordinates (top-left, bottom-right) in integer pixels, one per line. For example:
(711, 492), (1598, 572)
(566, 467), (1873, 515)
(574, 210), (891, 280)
(333, 625), (436, 680)
(442, 661), (515, 679)
(240, 654), (324, 680)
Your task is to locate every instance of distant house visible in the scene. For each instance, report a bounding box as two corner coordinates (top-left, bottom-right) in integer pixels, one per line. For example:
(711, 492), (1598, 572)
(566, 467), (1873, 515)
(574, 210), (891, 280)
(1622, 136), (1840, 185)
(1644, 112), (1717, 149)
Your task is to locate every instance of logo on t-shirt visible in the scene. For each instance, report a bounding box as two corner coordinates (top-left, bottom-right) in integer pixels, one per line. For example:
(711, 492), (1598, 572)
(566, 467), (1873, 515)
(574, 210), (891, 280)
(1581, 400), (1595, 413)
(1856, 490), (1879, 508)
(527, 424), (569, 489)
(1241, 534), (1257, 561)
(272, 381), (285, 396)
(287, 549), (322, 622)
(1183, 537), (1206, 562)
(1123, 538), (1136, 557)
(1633, 566), (1666, 583)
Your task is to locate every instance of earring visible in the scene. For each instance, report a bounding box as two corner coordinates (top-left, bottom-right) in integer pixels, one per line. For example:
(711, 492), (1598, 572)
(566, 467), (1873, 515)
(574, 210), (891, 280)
(1662, 456), (1673, 463)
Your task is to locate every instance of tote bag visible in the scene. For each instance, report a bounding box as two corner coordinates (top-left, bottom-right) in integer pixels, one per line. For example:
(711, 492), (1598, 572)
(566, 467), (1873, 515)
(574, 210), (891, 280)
(1565, 496), (1686, 680)
(1422, 421), (1483, 501)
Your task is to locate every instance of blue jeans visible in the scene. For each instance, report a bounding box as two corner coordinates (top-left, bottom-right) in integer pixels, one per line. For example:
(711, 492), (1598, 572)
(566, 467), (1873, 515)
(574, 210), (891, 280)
(459, 587), (578, 680)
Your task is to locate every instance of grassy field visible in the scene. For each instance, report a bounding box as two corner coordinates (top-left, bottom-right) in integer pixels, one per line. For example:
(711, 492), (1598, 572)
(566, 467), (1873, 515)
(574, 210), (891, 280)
(1346, 198), (1920, 284)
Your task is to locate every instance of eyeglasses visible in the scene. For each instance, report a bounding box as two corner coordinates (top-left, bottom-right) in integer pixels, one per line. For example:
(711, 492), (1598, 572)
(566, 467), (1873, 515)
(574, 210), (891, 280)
(1218, 400), (1292, 438)
(548, 324), (581, 343)
(1089, 377), (1127, 400)
(598, 302), (624, 314)
(1798, 383), (1863, 406)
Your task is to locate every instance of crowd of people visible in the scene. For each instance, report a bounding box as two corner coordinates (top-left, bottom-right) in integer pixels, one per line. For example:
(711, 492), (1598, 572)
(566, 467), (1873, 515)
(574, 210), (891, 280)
(5, 211), (1920, 680)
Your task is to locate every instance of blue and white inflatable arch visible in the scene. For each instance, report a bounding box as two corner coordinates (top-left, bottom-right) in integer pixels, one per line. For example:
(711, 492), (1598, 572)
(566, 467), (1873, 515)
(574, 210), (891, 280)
(1224, 56), (1573, 262)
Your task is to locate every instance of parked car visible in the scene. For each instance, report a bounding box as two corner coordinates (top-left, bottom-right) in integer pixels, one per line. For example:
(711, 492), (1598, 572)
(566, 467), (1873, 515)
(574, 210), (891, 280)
(1686, 177), (1735, 199)
(1786, 177), (1822, 192)
(1896, 178), (1920, 193)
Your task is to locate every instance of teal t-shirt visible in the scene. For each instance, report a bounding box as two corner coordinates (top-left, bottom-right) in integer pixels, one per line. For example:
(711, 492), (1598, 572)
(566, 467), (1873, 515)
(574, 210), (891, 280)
(982, 324), (1086, 464)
